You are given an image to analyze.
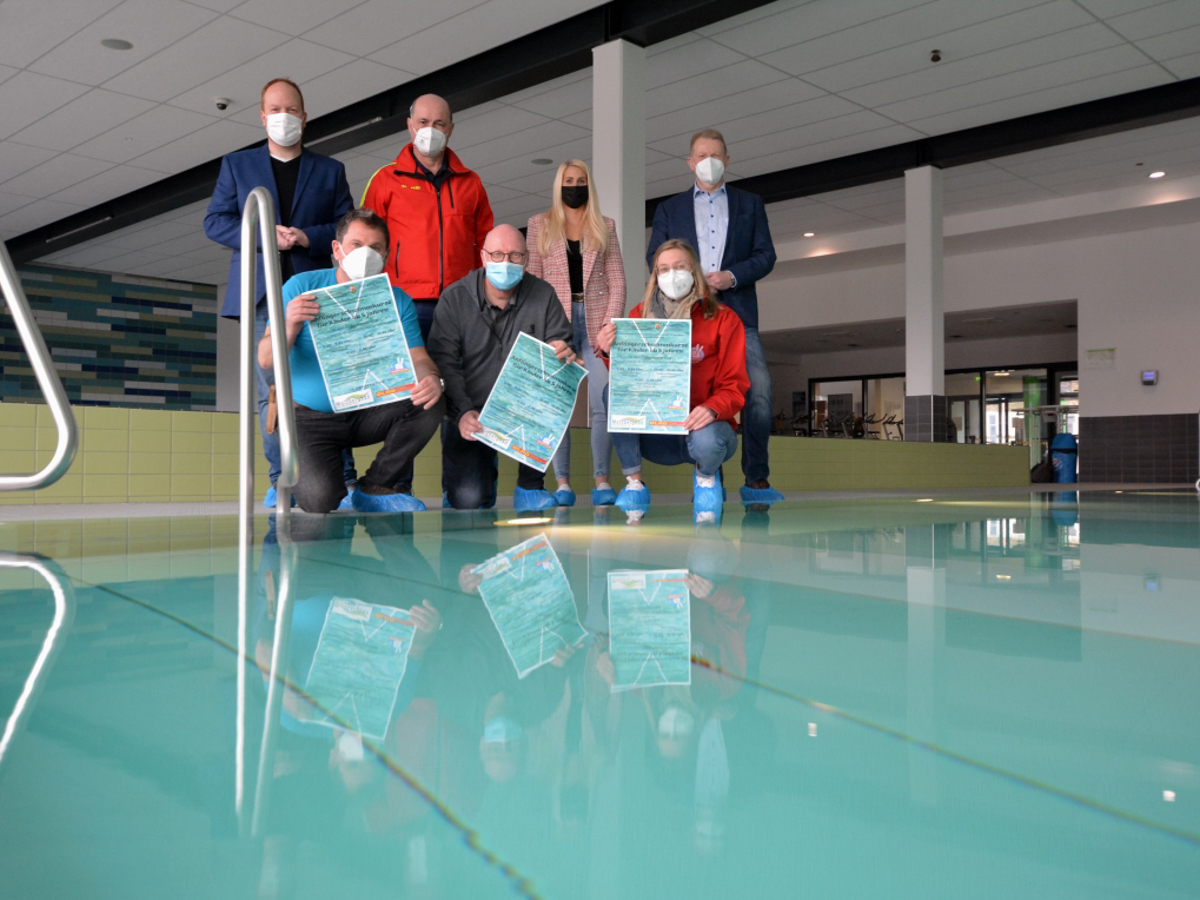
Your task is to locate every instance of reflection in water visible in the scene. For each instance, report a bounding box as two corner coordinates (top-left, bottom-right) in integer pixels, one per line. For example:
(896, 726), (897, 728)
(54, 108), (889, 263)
(0, 493), (1198, 897)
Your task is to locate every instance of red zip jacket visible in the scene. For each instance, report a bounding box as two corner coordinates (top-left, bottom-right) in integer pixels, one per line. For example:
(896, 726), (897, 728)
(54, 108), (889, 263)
(361, 144), (494, 299)
(623, 300), (750, 425)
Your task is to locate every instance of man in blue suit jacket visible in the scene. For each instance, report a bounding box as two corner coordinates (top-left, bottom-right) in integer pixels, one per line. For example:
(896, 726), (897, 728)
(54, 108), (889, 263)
(647, 129), (780, 506)
(205, 78), (353, 504)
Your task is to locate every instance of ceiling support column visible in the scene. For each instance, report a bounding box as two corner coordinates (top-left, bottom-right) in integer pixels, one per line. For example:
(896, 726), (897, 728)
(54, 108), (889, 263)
(904, 165), (948, 442)
(592, 39), (647, 310)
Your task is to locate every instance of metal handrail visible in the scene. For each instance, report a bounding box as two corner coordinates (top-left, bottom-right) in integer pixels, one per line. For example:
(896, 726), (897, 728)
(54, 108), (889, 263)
(238, 186), (298, 522)
(0, 242), (77, 491)
(0, 552), (76, 772)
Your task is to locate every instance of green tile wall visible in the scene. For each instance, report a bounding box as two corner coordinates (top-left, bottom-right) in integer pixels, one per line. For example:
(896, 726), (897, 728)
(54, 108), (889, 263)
(1, 264), (217, 410)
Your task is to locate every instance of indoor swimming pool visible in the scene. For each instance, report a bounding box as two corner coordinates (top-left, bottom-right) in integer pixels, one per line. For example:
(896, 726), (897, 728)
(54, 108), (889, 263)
(1, 489), (1197, 899)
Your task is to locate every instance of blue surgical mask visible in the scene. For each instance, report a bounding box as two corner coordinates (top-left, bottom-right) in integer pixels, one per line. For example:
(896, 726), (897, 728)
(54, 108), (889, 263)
(485, 260), (524, 290)
(483, 716), (523, 743)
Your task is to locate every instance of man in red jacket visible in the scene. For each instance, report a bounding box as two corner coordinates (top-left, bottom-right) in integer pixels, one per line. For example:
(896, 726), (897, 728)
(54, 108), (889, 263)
(361, 94), (493, 342)
(361, 93), (494, 493)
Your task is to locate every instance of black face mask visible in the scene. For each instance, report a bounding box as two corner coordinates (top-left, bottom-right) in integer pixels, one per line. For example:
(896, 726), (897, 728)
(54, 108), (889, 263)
(561, 184), (589, 209)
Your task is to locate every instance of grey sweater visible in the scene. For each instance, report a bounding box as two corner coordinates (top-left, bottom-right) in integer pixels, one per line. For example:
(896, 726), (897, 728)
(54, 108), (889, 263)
(428, 269), (573, 423)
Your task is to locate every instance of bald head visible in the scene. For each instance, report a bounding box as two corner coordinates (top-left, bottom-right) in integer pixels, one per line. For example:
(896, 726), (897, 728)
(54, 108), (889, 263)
(409, 94), (452, 126)
(483, 224), (526, 256)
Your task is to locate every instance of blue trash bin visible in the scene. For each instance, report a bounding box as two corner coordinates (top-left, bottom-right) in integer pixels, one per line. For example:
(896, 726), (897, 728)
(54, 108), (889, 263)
(1050, 432), (1078, 483)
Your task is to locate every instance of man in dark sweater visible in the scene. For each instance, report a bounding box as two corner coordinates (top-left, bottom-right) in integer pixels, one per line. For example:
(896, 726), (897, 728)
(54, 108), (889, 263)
(428, 224), (575, 511)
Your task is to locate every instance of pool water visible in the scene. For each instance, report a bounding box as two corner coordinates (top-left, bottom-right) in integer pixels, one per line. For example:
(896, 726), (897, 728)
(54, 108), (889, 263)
(1, 491), (1197, 899)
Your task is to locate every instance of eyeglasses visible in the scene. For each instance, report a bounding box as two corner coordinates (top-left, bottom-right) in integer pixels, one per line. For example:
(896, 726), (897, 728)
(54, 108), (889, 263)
(483, 250), (526, 264)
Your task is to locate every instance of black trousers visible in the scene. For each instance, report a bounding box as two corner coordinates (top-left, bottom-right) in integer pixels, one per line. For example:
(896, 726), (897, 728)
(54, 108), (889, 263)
(293, 397), (443, 513)
(442, 423), (545, 509)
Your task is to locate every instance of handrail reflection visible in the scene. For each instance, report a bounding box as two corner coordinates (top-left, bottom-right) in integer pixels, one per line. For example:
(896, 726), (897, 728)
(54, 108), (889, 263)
(0, 242), (77, 491)
(0, 553), (76, 770)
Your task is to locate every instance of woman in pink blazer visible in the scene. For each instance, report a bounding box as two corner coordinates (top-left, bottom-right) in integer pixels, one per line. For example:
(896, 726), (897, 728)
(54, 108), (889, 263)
(527, 159), (627, 506)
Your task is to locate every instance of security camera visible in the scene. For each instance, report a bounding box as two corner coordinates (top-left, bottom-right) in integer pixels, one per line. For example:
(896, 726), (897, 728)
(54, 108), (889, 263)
(215, 98), (230, 111)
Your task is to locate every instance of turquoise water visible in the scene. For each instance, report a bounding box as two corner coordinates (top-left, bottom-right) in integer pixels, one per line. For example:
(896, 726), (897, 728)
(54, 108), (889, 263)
(1, 491), (1198, 899)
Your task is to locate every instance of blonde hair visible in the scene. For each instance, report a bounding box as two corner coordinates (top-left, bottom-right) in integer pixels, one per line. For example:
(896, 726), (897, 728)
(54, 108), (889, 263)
(537, 160), (610, 258)
(643, 238), (719, 320)
(689, 128), (726, 155)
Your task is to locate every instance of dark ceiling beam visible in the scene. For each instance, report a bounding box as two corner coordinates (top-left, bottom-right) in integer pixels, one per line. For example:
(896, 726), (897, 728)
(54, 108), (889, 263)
(6, 0), (773, 265)
(649, 75), (1200, 221)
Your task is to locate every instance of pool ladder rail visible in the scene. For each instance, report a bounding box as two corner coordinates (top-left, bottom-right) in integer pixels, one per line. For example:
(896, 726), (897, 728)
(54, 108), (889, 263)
(0, 241), (77, 492)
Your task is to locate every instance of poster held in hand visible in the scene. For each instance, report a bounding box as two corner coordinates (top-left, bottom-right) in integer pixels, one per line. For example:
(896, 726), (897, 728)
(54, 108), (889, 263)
(607, 318), (691, 434)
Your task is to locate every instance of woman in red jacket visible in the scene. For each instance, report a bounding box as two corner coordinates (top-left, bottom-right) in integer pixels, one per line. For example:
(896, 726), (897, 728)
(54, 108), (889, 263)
(526, 160), (627, 507)
(595, 239), (749, 521)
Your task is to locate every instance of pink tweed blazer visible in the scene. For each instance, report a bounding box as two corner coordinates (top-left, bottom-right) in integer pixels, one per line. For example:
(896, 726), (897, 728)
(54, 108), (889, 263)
(525, 212), (627, 348)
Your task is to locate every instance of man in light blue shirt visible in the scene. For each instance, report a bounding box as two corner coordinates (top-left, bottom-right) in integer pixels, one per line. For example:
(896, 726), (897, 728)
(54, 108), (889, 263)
(647, 129), (780, 506)
(259, 209), (444, 513)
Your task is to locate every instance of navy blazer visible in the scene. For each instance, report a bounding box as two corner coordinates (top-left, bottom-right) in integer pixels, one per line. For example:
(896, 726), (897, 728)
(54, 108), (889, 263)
(205, 144), (353, 319)
(646, 183), (776, 329)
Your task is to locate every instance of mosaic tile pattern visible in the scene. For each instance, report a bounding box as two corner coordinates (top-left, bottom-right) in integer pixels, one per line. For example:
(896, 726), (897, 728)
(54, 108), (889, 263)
(1, 264), (217, 410)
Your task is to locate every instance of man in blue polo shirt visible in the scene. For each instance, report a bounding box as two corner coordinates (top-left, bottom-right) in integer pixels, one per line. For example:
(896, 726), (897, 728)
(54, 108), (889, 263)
(258, 209), (443, 513)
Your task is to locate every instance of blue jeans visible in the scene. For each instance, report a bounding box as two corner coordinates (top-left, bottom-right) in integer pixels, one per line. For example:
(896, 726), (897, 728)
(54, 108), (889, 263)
(741, 326), (772, 483)
(253, 301), (281, 486)
(255, 300), (356, 489)
(611, 420), (738, 478)
(551, 301), (611, 481)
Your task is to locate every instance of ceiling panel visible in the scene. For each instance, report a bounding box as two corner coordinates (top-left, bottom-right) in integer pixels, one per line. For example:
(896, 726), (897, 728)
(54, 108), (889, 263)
(0, 153), (114, 200)
(27, 0), (218, 84)
(907, 62), (1168, 134)
(759, 0), (1049, 78)
(7, 89), (157, 153)
(1105, 0), (1200, 41)
(844, 23), (1126, 110)
(129, 118), (266, 174)
(0, 72), (92, 142)
(228, 0), (354, 36)
(703, 0), (920, 59)
(644, 79), (827, 148)
(0, 143), (59, 184)
(172, 37), (356, 121)
(102, 15), (292, 102)
(646, 59), (791, 119)
(70, 104), (222, 168)
(890, 42), (1161, 123)
(0, 197), (87, 240)
(799, 1), (1095, 94)
(306, 0), (483, 57)
(0, 0), (124, 70)
(449, 107), (556, 152)
(298, 58), (418, 122)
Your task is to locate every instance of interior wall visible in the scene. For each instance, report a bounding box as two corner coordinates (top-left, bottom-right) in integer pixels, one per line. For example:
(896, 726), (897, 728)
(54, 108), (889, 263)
(760, 220), (1200, 419)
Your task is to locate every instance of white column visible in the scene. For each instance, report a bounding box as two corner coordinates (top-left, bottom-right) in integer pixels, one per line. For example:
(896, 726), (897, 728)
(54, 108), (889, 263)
(592, 39), (646, 312)
(904, 166), (946, 441)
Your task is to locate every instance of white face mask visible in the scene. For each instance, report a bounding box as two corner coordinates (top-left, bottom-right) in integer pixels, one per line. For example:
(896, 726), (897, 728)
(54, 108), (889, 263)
(265, 112), (303, 148)
(413, 126), (447, 157)
(695, 156), (725, 186)
(338, 244), (384, 281)
(657, 268), (695, 301)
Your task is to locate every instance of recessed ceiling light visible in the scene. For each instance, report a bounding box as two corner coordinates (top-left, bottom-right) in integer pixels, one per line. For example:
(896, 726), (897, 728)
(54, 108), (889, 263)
(100, 38), (133, 50)
(531, 158), (553, 165)
(803, 232), (815, 237)
(1149, 171), (1166, 179)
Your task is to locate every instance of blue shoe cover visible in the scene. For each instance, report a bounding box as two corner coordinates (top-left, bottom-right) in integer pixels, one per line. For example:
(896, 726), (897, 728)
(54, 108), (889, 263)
(739, 484), (784, 505)
(695, 508), (724, 526)
(553, 487), (576, 507)
(336, 492), (355, 511)
(591, 485), (618, 506)
(614, 481), (650, 514)
(693, 471), (724, 515)
(513, 487), (556, 511)
(351, 488), (425, 513)
(262, 485), (295, 508)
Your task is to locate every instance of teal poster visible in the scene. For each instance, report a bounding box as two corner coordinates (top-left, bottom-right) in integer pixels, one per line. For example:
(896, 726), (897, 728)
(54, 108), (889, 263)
(307, 273), (415, 412)
(607, 318), (691, 434)
(607, 569), (691, 691)
(303, 597), (416, 740)
(474, 533), (587, 678)
(477, 331), (586, 472)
